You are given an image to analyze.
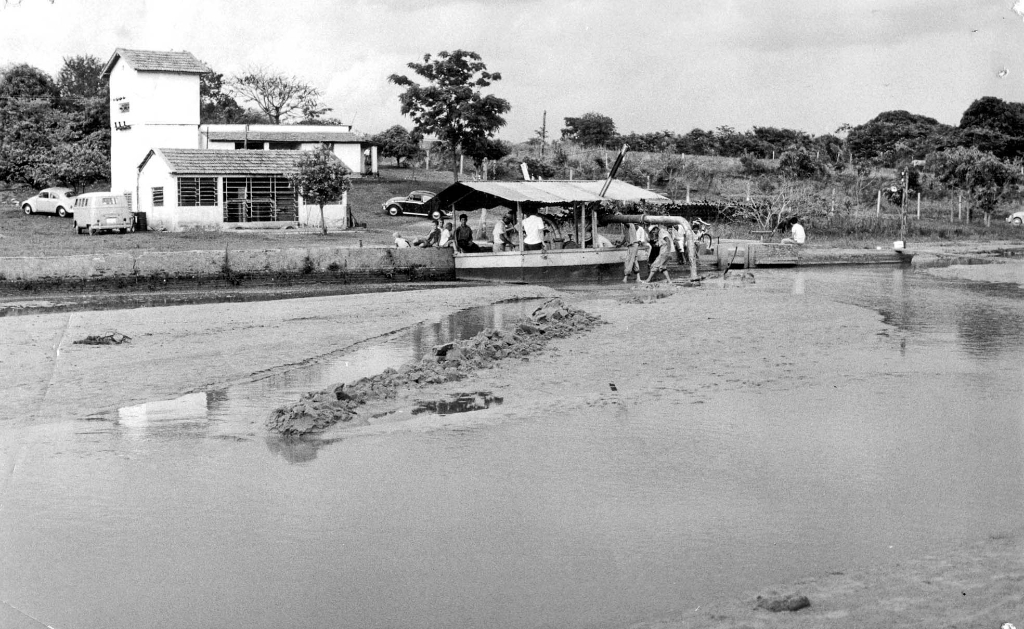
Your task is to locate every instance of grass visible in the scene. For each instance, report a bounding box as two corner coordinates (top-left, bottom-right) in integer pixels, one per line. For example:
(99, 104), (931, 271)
(0, 170), (452, 257)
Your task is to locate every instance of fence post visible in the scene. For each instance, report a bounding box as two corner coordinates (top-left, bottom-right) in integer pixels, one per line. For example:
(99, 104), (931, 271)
(916, 192), (921, 219)
(686, 185), (691, 203)
(958, 191), (962, 221)
(876, 190), (881, 217)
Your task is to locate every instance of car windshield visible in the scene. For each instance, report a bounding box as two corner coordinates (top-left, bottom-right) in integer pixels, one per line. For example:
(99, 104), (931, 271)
(63, 191), (74, 197)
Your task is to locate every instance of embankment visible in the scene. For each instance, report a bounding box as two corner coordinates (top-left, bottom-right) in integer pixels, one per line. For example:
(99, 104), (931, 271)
(0, 245), (454, 289)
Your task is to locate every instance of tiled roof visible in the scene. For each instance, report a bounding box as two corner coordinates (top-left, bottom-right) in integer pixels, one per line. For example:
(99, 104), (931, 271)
(148, 149), (339, 175)
(101, 48), (210, 78)
(205, 130), (369, 144)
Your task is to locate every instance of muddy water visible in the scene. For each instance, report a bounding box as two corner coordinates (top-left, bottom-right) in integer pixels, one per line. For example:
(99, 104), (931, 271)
(2, 267), (1024, 629)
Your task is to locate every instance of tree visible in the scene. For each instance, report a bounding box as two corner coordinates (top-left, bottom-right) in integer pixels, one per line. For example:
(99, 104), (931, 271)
(229, 67), (330, 124)
(560, 112), (616, 148)
(461, 135), (510, 169)
(931, 146), (1019, 224)
(389, 49), (511, 182)
(371, 125), (422, 166)
(846, 110), (952, 166)
(200, 69), (266, 124)
(56, 55), (105, 102)
(291, 144), (351, 235)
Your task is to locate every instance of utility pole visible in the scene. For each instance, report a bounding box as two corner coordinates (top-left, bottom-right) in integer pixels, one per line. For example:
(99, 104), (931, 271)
(539, 110), (547, 159)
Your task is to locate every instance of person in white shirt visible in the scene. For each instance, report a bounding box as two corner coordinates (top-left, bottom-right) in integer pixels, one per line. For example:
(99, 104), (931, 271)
(640, 225), (675, 283)
(522, 210), (545, 251)
(781, 218), (806, 245)
(438, 222), (453, 248)
(393, 232), (411, 248)
(492, 214), (514, 252)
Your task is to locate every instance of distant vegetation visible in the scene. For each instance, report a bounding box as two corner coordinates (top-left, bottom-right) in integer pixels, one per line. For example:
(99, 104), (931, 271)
(4, 48), (1024, 234)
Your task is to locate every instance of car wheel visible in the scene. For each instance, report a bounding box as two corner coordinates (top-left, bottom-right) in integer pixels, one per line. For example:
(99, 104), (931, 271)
(57, 206), (68, 218)
(430, 210), (442, 221)
(1013, 217), (1023, 226)
(387, 205), (402, 216)
(22, 204), (32, 215)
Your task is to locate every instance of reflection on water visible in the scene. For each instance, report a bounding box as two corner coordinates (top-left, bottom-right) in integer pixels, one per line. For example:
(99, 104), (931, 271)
(411, 392), (504, 416)
(2, 269), (1024, 629)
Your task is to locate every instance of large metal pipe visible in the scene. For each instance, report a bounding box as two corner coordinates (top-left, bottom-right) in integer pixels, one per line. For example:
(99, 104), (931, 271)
(606, 213), (699, 280)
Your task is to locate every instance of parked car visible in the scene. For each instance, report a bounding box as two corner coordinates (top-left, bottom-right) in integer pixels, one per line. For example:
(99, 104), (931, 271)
(382, 190), (447, 220)
(22, 187), (76, 218)
(1007, 210), (1024, 226)
(72, 193), (134, 235)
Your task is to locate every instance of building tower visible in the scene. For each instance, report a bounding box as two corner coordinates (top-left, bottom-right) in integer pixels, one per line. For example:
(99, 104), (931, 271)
(101, 48), (209, 206)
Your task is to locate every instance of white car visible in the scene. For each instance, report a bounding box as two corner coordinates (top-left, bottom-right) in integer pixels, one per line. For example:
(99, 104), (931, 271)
(22, 187), (76, 217)
(1007, 211), (1024, 226)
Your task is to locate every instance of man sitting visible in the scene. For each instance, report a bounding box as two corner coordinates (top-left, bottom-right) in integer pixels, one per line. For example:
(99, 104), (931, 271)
(455, 213), (482, 253)
(781, 217), (806, 245)
(412, 220), (441, 247)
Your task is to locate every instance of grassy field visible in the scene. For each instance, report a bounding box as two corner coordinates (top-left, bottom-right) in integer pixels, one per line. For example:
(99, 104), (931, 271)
(0, 169), (452, 257)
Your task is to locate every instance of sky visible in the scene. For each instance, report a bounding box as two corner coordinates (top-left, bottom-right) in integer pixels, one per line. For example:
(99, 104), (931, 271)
(2, 0), (1024, 142)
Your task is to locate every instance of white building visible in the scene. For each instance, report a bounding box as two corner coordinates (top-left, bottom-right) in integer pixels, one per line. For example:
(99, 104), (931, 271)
(137, 148), (349, 231)
(102, 47), (377, 230)
(101, 48), (209, 199)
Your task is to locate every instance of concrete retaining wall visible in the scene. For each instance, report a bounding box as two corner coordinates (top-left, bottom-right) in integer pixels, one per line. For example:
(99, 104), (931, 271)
(0, 246), (455, 286)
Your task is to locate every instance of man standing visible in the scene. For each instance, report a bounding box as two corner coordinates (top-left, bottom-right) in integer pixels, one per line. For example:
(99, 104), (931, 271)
(622, 222), (643, 283)
(640, 224), (674, 283)
(522, 209), (546, 251)
(492, 214), (514, 252)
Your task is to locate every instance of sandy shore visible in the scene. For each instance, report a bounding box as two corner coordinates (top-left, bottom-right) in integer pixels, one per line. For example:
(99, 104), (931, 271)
(2, 258), (1023, 627)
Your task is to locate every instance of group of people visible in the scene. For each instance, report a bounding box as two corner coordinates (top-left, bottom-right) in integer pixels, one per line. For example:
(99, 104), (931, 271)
(622, 222), (679, 284)
(394, 213), (493, 253)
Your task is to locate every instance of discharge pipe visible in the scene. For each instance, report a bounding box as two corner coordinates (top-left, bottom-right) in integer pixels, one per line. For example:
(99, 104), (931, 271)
(605, 213), (699, 281)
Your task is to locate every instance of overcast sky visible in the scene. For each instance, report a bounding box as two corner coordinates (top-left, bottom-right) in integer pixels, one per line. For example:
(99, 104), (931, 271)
(2, 0), (1024, 141)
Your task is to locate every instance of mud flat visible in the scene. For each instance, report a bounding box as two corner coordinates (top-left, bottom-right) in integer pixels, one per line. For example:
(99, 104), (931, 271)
(2, 265), (1023, 628)
(0, 284), (557, 426)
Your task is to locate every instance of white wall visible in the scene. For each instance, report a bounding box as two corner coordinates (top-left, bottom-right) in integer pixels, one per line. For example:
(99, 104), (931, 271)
(108, 59), (201, 199)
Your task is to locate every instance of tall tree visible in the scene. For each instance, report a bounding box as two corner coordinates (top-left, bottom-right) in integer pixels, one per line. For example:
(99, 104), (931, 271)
(389, 50), (511, 182)
(56, 54), (105, 102)
(371, 125), (422, 167)
(229, 67), (330, 124)
(291, 144), (352, 235)
(560, 112), (617, 148)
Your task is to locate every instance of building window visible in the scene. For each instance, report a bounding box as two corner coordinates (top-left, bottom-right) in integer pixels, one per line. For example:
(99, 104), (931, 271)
(234, 141), (263, 150)
(177, 177), (217, 206)
(222, 175), (298, 222)
(267, 141), (300, 150)
(152, 187), (164, 207)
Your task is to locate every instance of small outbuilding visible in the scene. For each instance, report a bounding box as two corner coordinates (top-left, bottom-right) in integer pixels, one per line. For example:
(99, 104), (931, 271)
(136, 148), (348, 231)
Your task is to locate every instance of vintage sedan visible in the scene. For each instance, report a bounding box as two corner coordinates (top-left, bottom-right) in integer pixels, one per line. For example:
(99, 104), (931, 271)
(1007, 210), (1024, 226)
(382, 190), (447, 220)
(22, 187), (76, 217)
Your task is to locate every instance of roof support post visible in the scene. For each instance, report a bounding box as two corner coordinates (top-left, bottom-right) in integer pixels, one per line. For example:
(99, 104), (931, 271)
(516, 202), (524, 253)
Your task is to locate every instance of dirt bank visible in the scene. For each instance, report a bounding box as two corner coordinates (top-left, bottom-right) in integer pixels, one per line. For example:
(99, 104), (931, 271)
(0, 284), (557, 426)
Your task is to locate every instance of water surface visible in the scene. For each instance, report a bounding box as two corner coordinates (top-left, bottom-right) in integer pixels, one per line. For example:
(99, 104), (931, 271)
(2, 266), (1023, 629)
